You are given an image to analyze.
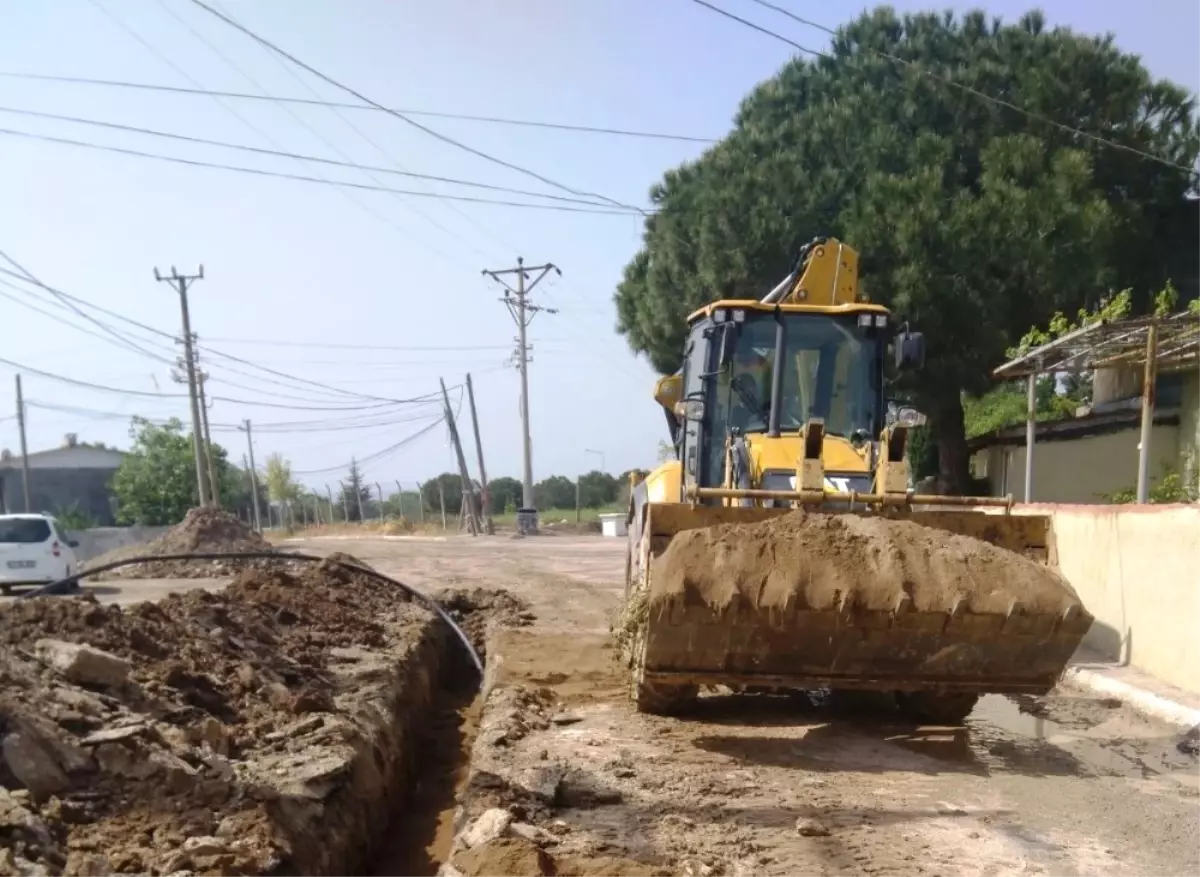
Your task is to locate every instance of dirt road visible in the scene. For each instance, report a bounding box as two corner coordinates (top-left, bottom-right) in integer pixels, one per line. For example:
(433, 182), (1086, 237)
(11, 532), (1192, 875)
(275, 533), (1199, 877)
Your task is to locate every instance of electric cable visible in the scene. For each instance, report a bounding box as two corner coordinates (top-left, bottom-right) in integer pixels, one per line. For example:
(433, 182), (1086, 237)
(185, 0), (655, 214)
(0, 72), (717, 143)
(0, 127), (645, 215)
(694, 0), (1198, 176)
(0, 106), (639, 208)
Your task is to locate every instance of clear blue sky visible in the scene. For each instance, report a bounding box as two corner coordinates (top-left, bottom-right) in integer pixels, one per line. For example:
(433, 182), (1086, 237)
(1, 0), (1196, 492)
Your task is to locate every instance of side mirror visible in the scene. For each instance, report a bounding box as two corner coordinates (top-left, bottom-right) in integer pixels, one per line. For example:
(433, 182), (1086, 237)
(895, 330), (926, 370)
(68, 540), (80, 548)
(675, 399), (706, 422)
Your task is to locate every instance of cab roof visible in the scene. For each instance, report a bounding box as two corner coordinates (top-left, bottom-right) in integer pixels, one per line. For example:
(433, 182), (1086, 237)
(686, 299), (890, 324)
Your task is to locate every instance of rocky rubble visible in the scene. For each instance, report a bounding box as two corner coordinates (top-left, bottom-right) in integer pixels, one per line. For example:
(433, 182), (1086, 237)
(84, 508), (287, 580)
(0, 554), (502, 876)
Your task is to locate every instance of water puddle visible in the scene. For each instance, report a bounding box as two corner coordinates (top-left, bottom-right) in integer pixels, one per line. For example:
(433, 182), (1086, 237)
(889, 694), (1200, 786)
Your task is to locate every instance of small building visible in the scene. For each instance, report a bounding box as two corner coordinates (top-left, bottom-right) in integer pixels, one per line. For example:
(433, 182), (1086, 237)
(0, 436), (126, 525)
(976, 316), (1199, 503)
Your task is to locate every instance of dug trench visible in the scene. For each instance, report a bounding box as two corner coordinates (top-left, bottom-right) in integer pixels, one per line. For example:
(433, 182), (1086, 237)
(0, 548), (532, 877)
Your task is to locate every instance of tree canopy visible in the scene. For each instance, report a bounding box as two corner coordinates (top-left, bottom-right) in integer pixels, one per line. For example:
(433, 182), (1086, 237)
(111, 418), (240, 525)
(614, 7), (1198, 490)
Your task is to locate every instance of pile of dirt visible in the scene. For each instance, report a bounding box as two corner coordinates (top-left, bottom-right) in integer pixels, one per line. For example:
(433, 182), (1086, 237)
(432, 587), (535, 660)
(651, 510), (1087, 616)
(0, 554), (483, 876)
(455, 835), (670, 877)
(85, 507), (284, 580)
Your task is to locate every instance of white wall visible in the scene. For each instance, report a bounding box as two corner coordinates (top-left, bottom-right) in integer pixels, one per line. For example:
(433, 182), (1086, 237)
(68, 526), (168, 563)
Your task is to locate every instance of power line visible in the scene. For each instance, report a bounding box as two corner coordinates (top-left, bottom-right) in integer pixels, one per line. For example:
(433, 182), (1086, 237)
(185, 0), (652, 214)
(0, 106), (638, 208)
(199, 337), (520, 351)
(0, 126), (647, 215)
(154, 0), (504, 261)
(0, 248), (178, 362)
(696, 0), (1198, 176)
(291, 416), (445, 476)
(0, 72), (718, 144)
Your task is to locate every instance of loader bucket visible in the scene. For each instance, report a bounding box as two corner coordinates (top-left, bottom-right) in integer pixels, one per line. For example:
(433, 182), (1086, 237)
(628, 502), (1093, 712)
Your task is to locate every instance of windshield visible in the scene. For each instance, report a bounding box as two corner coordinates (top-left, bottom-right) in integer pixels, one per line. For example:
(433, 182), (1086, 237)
(712, 313), (879, 440)
(0, 518), (52, 544)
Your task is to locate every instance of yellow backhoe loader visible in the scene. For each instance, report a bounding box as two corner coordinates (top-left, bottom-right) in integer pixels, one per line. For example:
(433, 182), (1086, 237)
(621, 237), (1093, 723)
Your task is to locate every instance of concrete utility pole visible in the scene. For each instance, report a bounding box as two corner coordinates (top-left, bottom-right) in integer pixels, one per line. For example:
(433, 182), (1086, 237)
(440, 378), (479, 535)
(414, 480), (427, 523)
(325, 484), (336, 522)
(374, 482), (384, 520)
(14, 375), (30, 512)
(465, 373), (494, 534)
(482, 258), (561, 515)
(156, 265), (209, 506)
(195, 369), (221, 507)
(239, 420), (261, 532)
(437, 479), (447, 530)
(241, 454), (261, 532)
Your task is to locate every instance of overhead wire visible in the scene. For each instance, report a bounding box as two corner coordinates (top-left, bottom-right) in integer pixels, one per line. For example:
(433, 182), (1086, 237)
(0, 248), (179, 363)
(154, 0), (504, 261)
(83, 0), (483, 269)
(0, 72), (718, 143)
(0, 127), (644, 215)
(203, 0), (514, 261)
(695, 0), (1198, 176)
(290, 416), (446, 476)
(0, 106), (638, 208)
(185, 0), (656, 215)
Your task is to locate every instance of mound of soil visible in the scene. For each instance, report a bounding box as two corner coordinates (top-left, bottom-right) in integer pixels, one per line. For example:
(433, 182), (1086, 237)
(651, 510), (1087, 616)
(0, 554), (460, 875)
(455, 835), (669, 877)
(86, 507), (283, 580)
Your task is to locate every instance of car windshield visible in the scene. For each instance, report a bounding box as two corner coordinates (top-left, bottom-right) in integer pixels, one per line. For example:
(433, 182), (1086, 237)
(712, 312), (878, 438)
(0, 518), (52, 544)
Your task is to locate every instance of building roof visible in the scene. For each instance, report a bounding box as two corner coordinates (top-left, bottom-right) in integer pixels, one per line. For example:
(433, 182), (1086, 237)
(0, 445), (126, 470)
(993, 311), (1199, 379)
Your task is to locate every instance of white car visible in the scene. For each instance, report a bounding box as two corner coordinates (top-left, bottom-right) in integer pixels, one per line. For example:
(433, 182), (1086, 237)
(0, 514), (81, 595)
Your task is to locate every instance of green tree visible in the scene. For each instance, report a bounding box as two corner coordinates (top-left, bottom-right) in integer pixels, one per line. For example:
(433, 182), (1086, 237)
(614, 7), (1197, 492)
(577, 470), (620, 508)
(534, 475), (576, 510)
(339, 458), (373, 521)
(487, 476), (523, 513)
(111, 417), (236, 525)
(264, 453), (302, 504)
(422, 472), (464, 516)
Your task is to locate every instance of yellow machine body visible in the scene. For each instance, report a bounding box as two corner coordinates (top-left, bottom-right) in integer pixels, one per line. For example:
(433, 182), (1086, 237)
(622, 238), (1093, 719)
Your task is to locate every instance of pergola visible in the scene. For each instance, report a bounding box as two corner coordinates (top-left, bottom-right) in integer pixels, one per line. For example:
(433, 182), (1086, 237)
(991, 311), (1200, 504)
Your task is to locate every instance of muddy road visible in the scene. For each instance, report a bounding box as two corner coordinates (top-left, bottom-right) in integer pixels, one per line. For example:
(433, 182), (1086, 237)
(272, 533), (1198, 877)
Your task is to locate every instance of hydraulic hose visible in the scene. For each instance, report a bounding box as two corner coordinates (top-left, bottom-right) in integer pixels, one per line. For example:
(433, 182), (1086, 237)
(17, 551), (483, 676)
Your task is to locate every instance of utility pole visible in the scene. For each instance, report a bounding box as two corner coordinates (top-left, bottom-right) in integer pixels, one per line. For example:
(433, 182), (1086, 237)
(14, 375), (30, 512)
(325, 484), (336, 522)
(440, 378), (479, 535)
(465, 373), (495, 535)
(482, 258), (560, 519)
(242, 452), (262, 533)
(195, 367), (221, 507)
(156, 265), (209, 507)
(437, 480), (447, 531)
(414, 480), (426, 524)
(375, 482), (384, 520)
(239, 421), (261, 532)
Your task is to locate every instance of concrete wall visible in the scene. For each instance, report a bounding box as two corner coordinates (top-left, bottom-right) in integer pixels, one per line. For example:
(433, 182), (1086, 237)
(1016, 504), (1200, 694)
(66, 526), (169, 564)
(976, 423), (1181, 503)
